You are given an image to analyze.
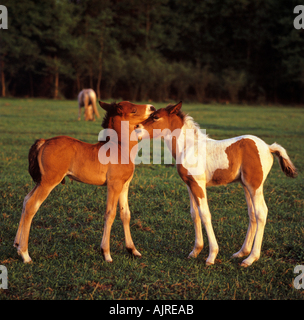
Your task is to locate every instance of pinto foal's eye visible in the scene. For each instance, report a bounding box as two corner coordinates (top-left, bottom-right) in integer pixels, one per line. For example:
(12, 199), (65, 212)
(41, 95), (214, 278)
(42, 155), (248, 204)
(131, 108), (137, 114)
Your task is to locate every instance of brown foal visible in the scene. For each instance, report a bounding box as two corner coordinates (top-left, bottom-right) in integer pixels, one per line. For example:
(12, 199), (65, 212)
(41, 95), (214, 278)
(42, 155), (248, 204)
(14, 101), (155, 263)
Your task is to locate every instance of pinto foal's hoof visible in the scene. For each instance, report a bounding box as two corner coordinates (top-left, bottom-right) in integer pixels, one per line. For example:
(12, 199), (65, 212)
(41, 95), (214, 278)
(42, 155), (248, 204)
(240, 261), (250, 268)
(100, 248), (113, 263)
(187, 250), (200, 259)
(15, 247), (32, 263)
(104, 255), (113, 263)
(126, 247), (142, 258)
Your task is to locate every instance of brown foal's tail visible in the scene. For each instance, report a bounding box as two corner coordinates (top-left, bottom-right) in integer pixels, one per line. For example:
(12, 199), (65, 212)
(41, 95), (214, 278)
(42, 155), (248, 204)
(28, 139), (45, 184)
(269, 143), (298, 178)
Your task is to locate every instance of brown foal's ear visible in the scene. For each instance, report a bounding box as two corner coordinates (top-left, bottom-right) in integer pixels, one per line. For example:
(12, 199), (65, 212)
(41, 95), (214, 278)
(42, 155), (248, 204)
(116, 103), (123, 115)
(99, 101), (113, 112)
(99, 101), (124, 115)
(166, 101), (183, 114)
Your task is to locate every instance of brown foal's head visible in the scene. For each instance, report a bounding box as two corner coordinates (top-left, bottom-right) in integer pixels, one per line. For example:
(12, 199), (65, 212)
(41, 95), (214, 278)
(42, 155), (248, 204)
(99, 101), (156, 129)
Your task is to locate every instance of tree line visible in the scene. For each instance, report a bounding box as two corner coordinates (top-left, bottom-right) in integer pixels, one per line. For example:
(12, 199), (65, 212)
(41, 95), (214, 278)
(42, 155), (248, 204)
(1, 0), (303, 104)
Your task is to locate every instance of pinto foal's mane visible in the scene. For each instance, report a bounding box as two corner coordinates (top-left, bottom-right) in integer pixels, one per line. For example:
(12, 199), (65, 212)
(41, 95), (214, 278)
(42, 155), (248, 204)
(101, 102), (120, 129)
(165, 104), (209, 140)
(185, 115), (210, 140)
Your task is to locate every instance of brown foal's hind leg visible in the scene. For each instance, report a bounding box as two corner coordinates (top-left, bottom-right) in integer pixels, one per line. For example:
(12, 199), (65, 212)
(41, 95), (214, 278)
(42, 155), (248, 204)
(14, 185), (38, 254)
(14, 182), (56, 263)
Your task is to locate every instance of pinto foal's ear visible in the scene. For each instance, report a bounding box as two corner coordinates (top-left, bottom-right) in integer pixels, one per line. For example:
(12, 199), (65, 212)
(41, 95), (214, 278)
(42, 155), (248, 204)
(166, 101), (183, 114)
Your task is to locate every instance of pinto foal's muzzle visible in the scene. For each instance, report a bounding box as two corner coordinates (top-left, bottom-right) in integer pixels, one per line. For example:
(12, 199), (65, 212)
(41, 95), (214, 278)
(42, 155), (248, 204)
(134, 124), (144, 141)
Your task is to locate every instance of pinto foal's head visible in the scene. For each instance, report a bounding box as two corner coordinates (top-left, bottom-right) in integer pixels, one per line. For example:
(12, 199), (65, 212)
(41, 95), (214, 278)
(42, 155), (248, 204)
(99, 101), (156, 129)
(134, 101), (184, 140)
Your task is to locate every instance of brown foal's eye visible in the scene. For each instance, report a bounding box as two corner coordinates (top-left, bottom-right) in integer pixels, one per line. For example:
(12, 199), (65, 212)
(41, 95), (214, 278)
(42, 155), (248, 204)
(153, 115), (159, 120)
(131, 108), (137, 114)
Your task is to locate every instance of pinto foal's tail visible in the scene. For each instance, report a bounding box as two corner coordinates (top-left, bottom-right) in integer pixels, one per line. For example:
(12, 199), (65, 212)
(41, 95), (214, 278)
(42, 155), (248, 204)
(269, 143), (298, 178)
(28, 139), (45, 184)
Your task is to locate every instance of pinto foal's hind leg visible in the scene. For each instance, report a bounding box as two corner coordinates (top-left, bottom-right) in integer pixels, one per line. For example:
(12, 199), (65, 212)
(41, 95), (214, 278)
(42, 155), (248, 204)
(14, 183), (54, 263)
(232, 185), (257, 259)
(119, 179), (141, 258)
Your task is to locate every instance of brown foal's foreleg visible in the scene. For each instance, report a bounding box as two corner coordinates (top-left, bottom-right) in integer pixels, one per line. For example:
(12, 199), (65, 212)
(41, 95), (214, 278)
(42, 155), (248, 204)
(100, 182), (124, 262)
(119, 177), (141, 258)
(14, 182), (55, 263)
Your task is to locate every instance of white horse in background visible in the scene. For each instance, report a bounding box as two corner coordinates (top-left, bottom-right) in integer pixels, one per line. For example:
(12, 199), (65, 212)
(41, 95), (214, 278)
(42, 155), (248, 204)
(78, 89), (100, 121)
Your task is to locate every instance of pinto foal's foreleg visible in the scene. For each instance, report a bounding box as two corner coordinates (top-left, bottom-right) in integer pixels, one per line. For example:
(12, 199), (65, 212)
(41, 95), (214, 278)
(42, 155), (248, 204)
(189, 183), (219, 265)
(187, 187), (204, 259)
(14, 183), (54, 263)
(119, 179), (141, 258)
(232, 185), (257, 259)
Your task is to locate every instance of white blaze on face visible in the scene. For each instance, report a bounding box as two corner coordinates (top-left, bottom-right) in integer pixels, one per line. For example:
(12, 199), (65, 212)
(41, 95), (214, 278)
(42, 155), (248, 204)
(134, 104), (155, 140)
(145, 104), (155, 117)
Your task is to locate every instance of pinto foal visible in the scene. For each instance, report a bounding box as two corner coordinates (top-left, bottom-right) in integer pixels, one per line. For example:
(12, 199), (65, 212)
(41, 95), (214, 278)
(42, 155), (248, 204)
(14, 101), (156, 263)
(135, 102), (297, 267)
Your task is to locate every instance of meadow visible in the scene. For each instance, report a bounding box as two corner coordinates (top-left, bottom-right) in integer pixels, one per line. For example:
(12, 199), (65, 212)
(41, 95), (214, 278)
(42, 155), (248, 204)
(0, 98), (303, 300)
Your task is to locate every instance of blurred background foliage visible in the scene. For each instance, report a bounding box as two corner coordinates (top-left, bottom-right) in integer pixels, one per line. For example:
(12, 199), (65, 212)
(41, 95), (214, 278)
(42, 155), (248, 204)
(0, 0), (303, 104)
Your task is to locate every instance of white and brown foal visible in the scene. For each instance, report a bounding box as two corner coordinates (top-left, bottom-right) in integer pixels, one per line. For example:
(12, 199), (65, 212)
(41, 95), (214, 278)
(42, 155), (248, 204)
(135, 102), (297, 267)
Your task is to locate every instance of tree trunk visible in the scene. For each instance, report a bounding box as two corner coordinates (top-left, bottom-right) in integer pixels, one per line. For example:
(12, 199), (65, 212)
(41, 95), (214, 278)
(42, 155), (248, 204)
(96, 37), (104, 99)
(132, 84), (139, 101)
(54, 71), (59, 99)
(1, 60), (6, 97)
(146, 3), (151, 50)
(76, 72), (81, 93)
(29, 72), (34, 97)
(89, 65), (93, 89)
(54, 56), (59, 99)
(195, 84), (206, 103)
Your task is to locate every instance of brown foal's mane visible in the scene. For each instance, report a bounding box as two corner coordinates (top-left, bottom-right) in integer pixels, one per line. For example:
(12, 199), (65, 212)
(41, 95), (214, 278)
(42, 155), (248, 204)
(101, 102), (120, 129)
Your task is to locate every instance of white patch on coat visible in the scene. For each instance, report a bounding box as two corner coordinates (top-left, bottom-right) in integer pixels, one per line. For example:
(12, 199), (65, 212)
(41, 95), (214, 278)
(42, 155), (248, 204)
(176, 116), (274, 185)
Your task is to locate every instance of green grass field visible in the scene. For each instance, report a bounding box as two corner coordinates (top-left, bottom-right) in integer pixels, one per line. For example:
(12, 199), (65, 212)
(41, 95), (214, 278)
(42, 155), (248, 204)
(0, 98), (303, 300)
